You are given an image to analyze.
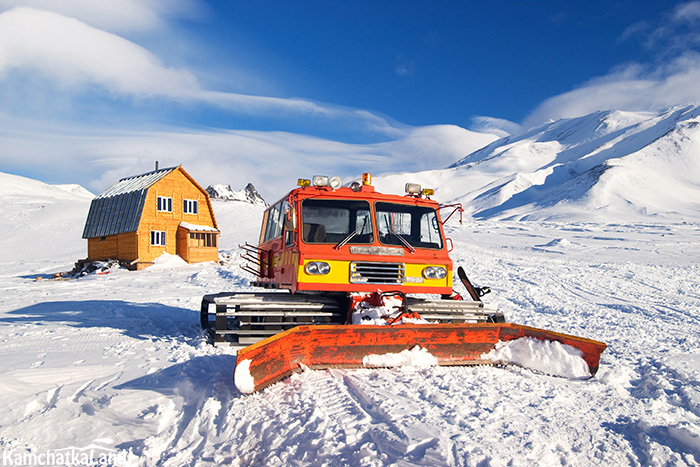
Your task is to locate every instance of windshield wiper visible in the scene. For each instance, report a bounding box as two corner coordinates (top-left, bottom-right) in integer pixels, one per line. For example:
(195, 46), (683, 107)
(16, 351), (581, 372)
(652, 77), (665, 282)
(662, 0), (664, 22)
(334, 216), (369, 250)
(391, 231), (416, 253)
(383, 216), (415, 253)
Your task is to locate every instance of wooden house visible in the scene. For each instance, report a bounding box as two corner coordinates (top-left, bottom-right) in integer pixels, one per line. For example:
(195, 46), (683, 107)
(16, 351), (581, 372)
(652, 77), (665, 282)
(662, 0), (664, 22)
(82, 165), (219, 270)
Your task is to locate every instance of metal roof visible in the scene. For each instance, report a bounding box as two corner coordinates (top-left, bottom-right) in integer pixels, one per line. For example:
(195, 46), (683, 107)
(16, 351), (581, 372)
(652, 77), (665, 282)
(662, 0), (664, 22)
(96, 166), (177, 199)
(82, 167), (178, 239)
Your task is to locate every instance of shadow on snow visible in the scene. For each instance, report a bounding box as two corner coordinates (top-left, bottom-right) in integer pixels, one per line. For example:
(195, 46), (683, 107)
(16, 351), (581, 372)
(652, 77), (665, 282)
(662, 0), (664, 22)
(0, 300), (203, 341)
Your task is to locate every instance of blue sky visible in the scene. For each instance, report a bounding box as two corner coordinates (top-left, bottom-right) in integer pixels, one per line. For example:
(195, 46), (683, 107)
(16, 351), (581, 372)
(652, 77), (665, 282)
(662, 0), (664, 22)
(191, 1), (667, 127)
(1, 1), (700, 199)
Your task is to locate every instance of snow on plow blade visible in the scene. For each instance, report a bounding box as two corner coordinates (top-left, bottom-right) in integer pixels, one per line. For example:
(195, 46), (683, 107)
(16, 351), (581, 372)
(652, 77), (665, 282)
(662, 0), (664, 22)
(233, 323), (607, 394)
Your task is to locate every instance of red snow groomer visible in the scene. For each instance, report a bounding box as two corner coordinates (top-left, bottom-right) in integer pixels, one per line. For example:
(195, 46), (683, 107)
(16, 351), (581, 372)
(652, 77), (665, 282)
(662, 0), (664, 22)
(201, 173), (606, 393)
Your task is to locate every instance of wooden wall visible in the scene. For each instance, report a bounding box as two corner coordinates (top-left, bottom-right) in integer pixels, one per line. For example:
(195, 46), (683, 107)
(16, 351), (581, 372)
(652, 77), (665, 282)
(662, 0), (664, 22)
(138, 168), (218, 264)
(87, 232), (138, 262)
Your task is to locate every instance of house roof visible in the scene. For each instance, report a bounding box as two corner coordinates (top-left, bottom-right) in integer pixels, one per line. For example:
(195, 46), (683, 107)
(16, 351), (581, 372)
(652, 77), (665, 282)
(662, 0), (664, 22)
(179, 221), (219, 232)
(96, 166), (177, 199)
(82, 166), (178, 239)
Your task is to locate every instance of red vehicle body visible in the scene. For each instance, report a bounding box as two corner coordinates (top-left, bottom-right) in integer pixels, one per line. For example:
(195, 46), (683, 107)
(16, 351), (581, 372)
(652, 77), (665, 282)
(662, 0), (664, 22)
(251, 177), (455, 296)
(201, 174), (606, 394)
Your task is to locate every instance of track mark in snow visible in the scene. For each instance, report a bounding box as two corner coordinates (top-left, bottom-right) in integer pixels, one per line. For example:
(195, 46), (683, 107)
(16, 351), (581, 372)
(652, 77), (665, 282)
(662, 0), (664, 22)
(406, 437), (441, 459)
(23, 385), (62, 419)
(93, 372), (123, 391)
(341, 370), (452, 466)
(45, 385), (61, 409)
(306, 369), (372, 445)
(70, 380), (93, 402)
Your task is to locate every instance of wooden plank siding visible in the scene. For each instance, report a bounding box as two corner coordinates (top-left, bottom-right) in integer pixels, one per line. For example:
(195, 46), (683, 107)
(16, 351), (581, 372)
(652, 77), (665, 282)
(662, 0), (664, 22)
(177, 228), (219, 263)
(87, 232), (139, 262)
(85, 166), (219, 269)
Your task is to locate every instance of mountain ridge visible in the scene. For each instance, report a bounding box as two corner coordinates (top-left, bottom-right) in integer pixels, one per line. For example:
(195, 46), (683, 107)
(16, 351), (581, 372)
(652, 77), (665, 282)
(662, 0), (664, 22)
(373, 105), (700, 222)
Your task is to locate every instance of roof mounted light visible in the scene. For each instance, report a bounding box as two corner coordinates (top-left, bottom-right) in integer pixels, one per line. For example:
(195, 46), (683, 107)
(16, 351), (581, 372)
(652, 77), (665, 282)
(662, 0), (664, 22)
(329, 176), (342, 189)
(405, 183), (422, 195)
(312, 175), (329, 187)
(298, 178), (311, 187)
(362, 173), (372, 186)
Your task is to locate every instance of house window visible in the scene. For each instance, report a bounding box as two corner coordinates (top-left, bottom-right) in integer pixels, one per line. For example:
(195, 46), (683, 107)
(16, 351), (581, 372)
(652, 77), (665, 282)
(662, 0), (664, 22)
(183, 199), (198, 215)
(157, 196), (173, 212)
(150, 230), (166, 246)
(189, 232), (217, 248)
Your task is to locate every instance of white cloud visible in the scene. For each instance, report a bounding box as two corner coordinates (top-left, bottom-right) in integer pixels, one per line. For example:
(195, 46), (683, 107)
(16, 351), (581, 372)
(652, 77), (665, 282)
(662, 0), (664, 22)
(0, 0), (204, 34)
(0, 112), (496, 200)
(523, 53), (700, 129)
(469, 116), (522, 138)
(0, 6), (409, 135)
(673, 1), (700, 23)
(523, 1), (700, 129)
(0, 7), (200, 96)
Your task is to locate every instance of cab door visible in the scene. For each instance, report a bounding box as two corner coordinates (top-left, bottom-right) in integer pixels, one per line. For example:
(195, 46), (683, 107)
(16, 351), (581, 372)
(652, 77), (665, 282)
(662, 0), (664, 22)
(277, 198), (299, 289)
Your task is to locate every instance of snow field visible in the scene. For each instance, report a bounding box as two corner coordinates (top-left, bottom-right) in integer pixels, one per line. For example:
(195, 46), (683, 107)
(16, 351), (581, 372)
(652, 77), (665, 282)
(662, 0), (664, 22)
(1, 174), (700, 465)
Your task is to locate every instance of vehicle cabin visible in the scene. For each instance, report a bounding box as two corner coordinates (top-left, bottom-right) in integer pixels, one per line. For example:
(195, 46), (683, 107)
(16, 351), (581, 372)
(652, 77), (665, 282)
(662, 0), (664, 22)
(249, 174), (453, 295)
(82, 165), (219, 270)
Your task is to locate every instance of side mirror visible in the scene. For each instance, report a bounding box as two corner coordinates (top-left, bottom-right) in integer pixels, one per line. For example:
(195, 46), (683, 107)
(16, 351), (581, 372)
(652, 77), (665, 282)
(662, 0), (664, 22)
(284, 206), (297, 231)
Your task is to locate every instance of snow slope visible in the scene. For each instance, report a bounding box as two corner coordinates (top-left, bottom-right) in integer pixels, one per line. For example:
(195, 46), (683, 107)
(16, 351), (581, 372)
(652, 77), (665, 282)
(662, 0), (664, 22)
(1, 170), (699, 466)
(372, 106), (700, 223)
(0, 171), (93, 271)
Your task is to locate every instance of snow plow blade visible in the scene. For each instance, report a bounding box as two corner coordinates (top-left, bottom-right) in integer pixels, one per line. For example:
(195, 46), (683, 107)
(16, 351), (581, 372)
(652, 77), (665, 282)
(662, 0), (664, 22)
(233, 323), (607, 394)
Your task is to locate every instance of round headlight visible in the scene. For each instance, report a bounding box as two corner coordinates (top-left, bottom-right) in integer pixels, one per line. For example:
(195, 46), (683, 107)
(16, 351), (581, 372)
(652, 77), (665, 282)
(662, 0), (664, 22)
(423, 266), (447, 280)
(305, 261), (331, 275)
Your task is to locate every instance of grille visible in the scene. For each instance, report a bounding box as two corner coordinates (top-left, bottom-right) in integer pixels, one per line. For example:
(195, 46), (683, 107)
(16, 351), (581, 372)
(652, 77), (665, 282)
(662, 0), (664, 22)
(350, 262), (405, 284)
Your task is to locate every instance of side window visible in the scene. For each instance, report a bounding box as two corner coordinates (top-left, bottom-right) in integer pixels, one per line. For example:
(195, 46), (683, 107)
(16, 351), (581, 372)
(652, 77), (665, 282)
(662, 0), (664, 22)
(150, 230), (166, 246)
(189, 232), (217, 247)
(262, 200), (284, 242)
(420, 212), (442, 244)
(157, 196), (173, 212)
(183, 199), (198, 215)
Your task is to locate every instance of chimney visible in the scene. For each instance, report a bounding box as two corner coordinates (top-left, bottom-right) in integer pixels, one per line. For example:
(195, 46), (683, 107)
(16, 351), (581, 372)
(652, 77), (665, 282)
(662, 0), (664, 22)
(155, 160), (159, 171)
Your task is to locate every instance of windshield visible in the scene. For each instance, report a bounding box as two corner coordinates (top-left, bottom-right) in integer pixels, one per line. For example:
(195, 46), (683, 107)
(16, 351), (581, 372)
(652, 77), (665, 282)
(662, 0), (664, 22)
(301, 199), (373, 244)
(376, 202), (443, 250)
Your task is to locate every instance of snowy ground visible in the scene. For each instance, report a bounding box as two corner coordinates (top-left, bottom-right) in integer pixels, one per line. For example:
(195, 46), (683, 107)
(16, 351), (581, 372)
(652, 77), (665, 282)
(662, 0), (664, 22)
(1, 188), (700, 466)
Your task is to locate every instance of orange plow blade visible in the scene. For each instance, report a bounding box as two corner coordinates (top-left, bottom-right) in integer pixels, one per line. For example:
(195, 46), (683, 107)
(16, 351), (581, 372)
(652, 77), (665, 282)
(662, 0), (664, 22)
(233, 323), (607, 394)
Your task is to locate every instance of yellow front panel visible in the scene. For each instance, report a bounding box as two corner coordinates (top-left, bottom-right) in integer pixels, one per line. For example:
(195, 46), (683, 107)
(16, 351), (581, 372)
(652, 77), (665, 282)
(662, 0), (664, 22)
(297, 259), (452, 289)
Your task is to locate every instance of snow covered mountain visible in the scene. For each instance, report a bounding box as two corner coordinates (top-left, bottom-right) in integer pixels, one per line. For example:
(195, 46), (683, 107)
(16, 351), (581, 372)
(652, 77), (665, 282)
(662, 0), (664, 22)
(374, 105), (700, 222)
(206, 183), (267, 207)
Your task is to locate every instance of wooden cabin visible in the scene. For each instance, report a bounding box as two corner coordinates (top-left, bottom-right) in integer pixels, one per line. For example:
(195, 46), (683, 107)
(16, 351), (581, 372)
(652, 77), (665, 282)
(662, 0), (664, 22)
(82, 165), (219, 270)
